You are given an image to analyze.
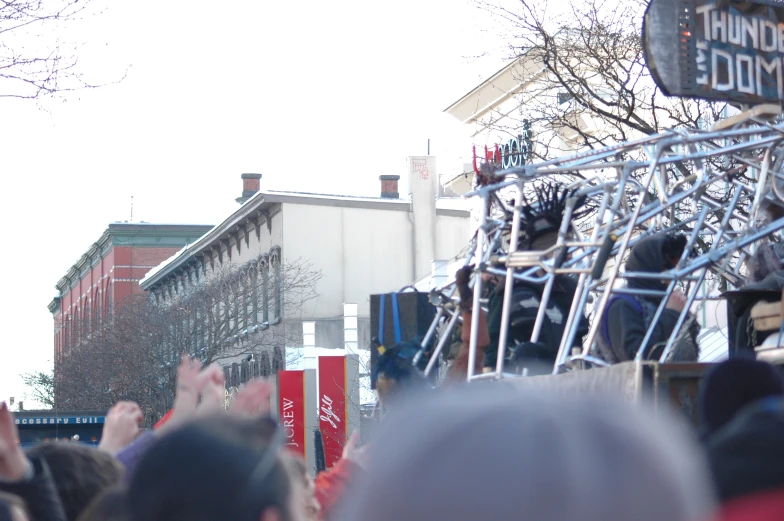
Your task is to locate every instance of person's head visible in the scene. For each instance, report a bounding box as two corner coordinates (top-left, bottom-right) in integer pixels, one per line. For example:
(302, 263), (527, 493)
(26, 442), (124, 521)
(707, 396), (784, 502)
(625, 232), (688, 292)
(747, 241), (784, 284)
(699, 358), (784, 438)
(338, 385), (714, 521)
(127, 415), (302, 521)
(75, 488), (128, 521)
(372, 344), (433, 413)
(520, 183), (586, 252)
(0, 493), (30, 521)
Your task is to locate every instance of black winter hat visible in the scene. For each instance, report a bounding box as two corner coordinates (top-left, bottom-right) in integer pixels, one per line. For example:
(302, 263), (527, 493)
(699, 357), (784, 438)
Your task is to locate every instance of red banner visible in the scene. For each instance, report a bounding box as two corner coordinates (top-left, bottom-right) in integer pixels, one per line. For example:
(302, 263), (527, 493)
(278, 370), (306, 458)
(318, 356), (348, 468)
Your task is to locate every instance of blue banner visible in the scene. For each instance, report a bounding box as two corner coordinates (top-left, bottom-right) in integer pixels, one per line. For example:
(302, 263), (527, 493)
(15, 416), (105, 426)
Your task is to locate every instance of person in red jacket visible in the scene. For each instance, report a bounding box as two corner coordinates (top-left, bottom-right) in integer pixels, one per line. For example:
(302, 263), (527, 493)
(313, 432), (368, 521)
(717, 488), (784, 521)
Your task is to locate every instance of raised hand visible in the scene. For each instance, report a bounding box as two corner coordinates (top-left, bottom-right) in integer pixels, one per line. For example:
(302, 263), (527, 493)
(98, 401), (144, 454)
(196, 363), (226, 415)
(230, 378), (273, 417)
(0, 402), (30, 482)
(666, 289), (688, 312)
(341, 431), (369, 471)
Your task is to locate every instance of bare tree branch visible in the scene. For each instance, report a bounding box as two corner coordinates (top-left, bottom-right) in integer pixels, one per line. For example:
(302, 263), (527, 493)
(0, 0), (122, 99)
(54, 255), (322, 424)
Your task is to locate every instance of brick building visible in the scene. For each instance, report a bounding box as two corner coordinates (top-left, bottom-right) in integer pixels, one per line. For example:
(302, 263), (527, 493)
(48, 223), (213, 358)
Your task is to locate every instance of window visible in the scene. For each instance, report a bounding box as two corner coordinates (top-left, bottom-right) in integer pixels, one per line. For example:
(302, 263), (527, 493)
(259, 256), (269, 325)
(233, 278), (241, 335)
(558, 92), (574, 105)
(270, 247), (282, 324)
(251, 267), (259, 326)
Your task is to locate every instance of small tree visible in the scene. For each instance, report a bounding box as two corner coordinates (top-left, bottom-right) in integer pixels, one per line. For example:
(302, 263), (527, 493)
(20, 370), (55, 410)
(54, 256), (322, 424)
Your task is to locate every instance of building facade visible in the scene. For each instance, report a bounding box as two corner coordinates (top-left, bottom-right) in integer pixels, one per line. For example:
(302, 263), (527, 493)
(140, 159), (471, 386)
(48, 223), (213, 359)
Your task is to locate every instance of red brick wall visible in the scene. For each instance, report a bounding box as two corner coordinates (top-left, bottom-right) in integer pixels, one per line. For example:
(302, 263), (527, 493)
(54, 245), (184, 356)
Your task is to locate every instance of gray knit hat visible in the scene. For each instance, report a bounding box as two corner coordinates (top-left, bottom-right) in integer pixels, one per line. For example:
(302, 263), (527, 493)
(338, 384), (715, 521)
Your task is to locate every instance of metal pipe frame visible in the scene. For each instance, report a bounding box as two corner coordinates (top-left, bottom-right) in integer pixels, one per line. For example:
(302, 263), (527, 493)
(416, 123), (784, 383)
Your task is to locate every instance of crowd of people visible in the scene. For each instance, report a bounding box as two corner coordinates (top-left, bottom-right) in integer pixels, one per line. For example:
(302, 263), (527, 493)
(3, 185), (784, 520)
(1, 351), (784, 521)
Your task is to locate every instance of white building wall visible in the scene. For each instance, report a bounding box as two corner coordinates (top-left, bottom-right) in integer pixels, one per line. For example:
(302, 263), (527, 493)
(233, 207), (285, 266)
(281, 203), (416, 318)
(435, 214), (471, 262)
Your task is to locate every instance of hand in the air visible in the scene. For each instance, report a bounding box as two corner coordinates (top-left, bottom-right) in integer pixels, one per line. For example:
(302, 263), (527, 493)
(341, 431), (369, 471)
(98, 401), (144, 454)
(0, 402), (30, 482)
(196, 363), (226, 415)
(666, 290), (688, 312)
(230, 379), (273, 417)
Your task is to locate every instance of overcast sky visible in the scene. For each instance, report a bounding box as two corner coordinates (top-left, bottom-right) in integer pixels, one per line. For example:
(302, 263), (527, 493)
(0, 0), (516, 406)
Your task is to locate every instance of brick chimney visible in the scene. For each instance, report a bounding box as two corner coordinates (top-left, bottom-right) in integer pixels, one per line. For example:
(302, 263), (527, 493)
(380, 175), (400, 199)
(236, 173), (262, 204)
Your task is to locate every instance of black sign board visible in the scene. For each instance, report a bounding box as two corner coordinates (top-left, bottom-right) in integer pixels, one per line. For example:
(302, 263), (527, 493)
(644, 0), (784, 104)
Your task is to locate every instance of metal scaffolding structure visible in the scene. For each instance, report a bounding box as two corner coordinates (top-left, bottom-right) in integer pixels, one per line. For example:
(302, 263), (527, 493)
(418, 120), (784, 381)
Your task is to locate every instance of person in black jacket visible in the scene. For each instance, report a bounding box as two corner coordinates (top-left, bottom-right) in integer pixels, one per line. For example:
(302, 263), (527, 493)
(727, 241), (784, 355)
(483, 183), (589, 376)
(594, 232), (700, 363)
(0, 402), (67, 521)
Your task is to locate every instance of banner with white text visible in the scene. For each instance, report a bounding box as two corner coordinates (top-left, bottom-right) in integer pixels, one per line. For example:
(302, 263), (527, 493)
(317, 356), (349, 469)
(278, 370), (306, 458)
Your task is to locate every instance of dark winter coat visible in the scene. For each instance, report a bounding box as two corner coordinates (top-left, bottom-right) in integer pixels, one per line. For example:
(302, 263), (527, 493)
(707, 396), (784, 502)
(483, 275), (587, 374)
(0, 456), (67, 521)
(595, 234), (700, 363)
(727, 270), (784, 355)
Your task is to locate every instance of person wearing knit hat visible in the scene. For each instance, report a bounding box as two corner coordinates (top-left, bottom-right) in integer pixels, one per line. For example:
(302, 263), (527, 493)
(698, 357), (784, 440)
(594, 232), (700, 364)
(336, 385), (715, 521)
(707, 396), (784, 503)
(726, 240), (784, 355)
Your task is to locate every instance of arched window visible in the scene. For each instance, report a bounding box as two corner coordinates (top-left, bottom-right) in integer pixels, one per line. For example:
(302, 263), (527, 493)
(92, 289), (100, 334)
(260, 352), (271, 377)
(249, 265), (259, 326)
(258, 255), (269, 325)
(270, 247), (282, 324)
(272, 346), (284, 372)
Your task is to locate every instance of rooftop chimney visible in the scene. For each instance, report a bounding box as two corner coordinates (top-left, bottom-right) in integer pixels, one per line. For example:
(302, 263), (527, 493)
(236, 173), (262, 205)
(380, 175), (400, 199)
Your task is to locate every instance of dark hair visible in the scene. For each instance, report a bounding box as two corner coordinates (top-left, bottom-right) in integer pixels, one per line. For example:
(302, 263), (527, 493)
(75, 488), (128, 521)
(373, 344), (433, 399)
(126, 415), (293, 521)
(0, 492), (28, 521)
(699, 358), (784, 438)
(26, 443), (123, 521)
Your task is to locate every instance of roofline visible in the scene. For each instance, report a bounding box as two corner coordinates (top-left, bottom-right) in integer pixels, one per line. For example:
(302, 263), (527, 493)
(443, 51), (545, 124)
(54, 224), (214, 293)
(141, 190), (470, 290)
(444, 57), (524, 113)
(140, 192), (271, 289)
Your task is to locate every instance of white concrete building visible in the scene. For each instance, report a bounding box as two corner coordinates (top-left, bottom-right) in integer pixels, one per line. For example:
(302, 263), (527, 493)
(140, 157), (471, 382)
